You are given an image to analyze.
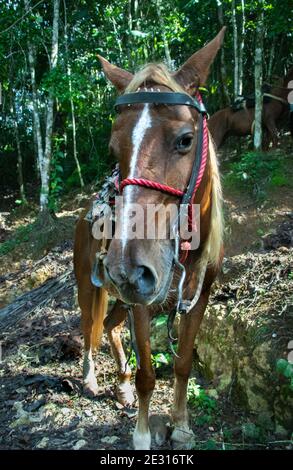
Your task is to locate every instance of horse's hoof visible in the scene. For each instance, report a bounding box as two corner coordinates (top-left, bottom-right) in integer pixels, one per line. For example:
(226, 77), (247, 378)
(133, 428), (151, 450)
(83, 382), (99, 398)
(116, 382), (135, 407)
(171, 426), (195, 449)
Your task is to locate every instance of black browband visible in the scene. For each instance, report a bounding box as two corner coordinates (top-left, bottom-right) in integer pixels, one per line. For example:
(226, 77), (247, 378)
(114, 91), (207, 115)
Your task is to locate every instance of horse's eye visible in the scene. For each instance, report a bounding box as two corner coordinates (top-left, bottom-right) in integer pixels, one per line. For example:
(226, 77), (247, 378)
(176, 133), (193, 154)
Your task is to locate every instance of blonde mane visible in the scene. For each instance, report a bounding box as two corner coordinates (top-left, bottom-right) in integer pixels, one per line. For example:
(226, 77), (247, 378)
(125, 63), (185, 94)
(204, 140), (223, 267)
(126, 63), (223, 267)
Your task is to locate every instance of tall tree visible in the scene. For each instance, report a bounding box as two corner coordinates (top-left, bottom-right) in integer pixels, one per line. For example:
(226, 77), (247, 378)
(216, 0), (230, 105)
(254, 1), (264, 150)
(41, 0), (60, 215)
(155, 0), (173, 69)
(24, 0), (43, 182)
(232, 0), (239, 98)
(238, 0), (245, 95)
(63, 0), (84, 188)
(24, 0), (60, 216)
(11, 98), (27, 204)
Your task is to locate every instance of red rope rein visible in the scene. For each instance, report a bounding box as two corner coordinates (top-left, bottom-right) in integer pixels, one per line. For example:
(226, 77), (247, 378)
(119, 178), (184, 197)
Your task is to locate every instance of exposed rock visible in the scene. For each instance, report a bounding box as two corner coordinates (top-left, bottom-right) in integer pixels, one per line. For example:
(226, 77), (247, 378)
(151, 249), (293, 434)
(195, 250), (293, 433)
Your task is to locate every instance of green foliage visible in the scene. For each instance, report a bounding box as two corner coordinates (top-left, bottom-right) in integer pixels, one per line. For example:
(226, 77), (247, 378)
(126, 351), (137, 369)
(242, 422), (262, 441)
(0, 223), (34, 257)
(127, 350), (172, 370)
(152, 352), (172, 369)
(49, 137), (66, 211)
(224, 151), (288, 198)
(188, 379), (218, 425)
(276, 359), (293, 390)
(154, 313), (168, 328)
(0, 0), (292, 207)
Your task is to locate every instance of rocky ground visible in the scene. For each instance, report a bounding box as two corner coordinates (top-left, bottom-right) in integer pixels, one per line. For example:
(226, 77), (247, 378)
(0, 142), (292, 451)
(0, 233), (292, 450)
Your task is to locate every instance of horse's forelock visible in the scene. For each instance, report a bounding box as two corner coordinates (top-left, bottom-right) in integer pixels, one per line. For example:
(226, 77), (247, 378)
(125, 63), (185, 94)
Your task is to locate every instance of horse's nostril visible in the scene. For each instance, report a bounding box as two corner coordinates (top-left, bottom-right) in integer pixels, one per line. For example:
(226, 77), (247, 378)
(134, 265), (157, 295)
(105, 260), (157, 299)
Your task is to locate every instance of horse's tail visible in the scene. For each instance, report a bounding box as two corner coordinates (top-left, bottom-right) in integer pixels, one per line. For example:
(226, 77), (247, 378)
(91, 287), (108, 350)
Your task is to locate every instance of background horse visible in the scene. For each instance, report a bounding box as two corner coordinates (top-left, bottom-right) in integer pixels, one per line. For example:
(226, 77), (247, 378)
(74, 28), (225, 450)
(208, 67), (293, 149)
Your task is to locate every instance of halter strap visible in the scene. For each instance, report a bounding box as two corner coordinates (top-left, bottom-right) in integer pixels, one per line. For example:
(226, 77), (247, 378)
(115, 91), (207, 115)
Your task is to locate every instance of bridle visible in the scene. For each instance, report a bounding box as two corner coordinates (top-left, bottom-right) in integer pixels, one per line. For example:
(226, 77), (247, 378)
(116, 89), (210, 330)
(115, 89), (209, 264)
(115, 88), (211, 359)
(90, 88), (211, 361)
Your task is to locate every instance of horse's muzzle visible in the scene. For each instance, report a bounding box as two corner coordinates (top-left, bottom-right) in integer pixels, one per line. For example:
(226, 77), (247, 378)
(104, 259), (158, 305)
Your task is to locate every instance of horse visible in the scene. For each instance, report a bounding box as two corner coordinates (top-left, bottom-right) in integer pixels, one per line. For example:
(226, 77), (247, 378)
(208, 67), (293, 149)
(74, 28), (225, 450)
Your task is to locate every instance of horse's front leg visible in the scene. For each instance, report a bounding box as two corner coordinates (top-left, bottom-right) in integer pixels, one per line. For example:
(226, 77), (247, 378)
(171, 290), (210, 448)
(132, 306), (155, 450)
(104, 301), (135, 406)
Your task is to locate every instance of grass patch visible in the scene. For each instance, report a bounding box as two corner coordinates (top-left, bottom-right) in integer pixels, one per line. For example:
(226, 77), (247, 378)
(223, 150), (291, 200)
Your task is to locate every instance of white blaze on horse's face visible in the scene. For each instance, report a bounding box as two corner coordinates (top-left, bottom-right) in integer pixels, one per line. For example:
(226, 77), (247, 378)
(121, 104), (152, 256)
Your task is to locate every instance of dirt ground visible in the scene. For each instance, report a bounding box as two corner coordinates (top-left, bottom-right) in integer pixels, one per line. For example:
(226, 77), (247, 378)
(0, 139), (292, 451)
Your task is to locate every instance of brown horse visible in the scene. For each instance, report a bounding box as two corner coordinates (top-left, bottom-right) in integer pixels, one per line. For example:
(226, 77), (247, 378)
(208, 67), (293, 148)
(74, 28), (225, 450)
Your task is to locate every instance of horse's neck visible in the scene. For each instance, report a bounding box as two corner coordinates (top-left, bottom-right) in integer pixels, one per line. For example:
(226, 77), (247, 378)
(209, 110), (229, 147)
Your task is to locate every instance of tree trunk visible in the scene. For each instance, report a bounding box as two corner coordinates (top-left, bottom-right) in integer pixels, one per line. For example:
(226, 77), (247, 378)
(254, 4), (264, 150)
(128, 0), (133, 31)
(41, 0), (60, 212)
(25, 0), (60, 213)
(267, 36), (276, 80)
(63, 0), (84, 188)
(12, 104), (27, 204)
(156, 0), (173, 69)
(232, 0), (239, 98)
(14, 124), (26, 204)
(32, 123), (40, 180)
(110, 16), (123, 61)
(26, 42), (43, 179)
(238, 0), (245, 95)
(216, 0), (230, 105)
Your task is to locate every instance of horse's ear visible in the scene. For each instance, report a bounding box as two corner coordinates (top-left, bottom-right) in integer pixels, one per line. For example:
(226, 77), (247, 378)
(97, 55), (133, 93)
(174, 27), (226, 94)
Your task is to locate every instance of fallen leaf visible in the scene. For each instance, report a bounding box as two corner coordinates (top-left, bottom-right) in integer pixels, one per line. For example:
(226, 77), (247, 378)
(73, 439), (87, 450)
(36, 437), (49, 449)
(101, 436), (119, 444)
